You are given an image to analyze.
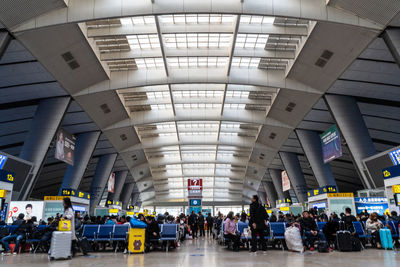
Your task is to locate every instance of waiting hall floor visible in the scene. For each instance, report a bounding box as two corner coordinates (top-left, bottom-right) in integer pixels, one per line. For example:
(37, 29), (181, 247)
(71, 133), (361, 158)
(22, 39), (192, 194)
(1, 237), (399, 267)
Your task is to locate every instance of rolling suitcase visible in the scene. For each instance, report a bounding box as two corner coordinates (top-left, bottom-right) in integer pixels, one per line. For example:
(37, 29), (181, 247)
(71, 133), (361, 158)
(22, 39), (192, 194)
(379, 228), (393, 250)
(49, 231), (72, 260)
(336, 230), (352, 252)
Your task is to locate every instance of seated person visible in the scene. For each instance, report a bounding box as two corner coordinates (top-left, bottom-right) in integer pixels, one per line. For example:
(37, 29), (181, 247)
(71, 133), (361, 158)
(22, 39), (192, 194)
(300, 211), (326, 251)
(366, 212), (384, 248)
(12, 213), (25, 226)
(1, 218), (34, 255)
(323, 213), (340, 248)
(224, 211), (240, 252)
(39, 218), (58, 252)
(342, 208), (357, 233)
(145, 216), (160, 252)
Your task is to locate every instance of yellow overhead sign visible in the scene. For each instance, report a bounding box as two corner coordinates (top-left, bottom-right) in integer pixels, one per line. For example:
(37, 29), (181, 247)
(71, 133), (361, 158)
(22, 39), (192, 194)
(109, 209), (119, 214)
(126, 212), (134, 216)
(327, 193), (354, 198)
(0, 189), (6, 198)
(280, 207), (290, 211)
(44, 196), (69, 201)
(392, 185), (400, 194)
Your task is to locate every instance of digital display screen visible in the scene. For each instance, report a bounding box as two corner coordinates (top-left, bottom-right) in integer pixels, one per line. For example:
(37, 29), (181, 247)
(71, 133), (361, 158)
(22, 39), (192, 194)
(320, 125), (342, 163)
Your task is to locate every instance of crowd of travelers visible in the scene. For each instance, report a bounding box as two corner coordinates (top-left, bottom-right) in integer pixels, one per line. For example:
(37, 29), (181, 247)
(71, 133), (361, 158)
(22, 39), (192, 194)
(0, 195), (399, 256)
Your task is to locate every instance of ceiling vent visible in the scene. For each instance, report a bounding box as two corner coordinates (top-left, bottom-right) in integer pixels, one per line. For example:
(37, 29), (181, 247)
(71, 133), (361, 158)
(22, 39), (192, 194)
(100, 103), (111, 114)
(131, 154), (137, 161)
(61, 51), (80, 70)
(120, 134), (127, 141)
(260, 153), (265, 157)
(315, 50), (334, 68)
(285, 102), (296, 112)
(139, 171), (144, 175)
(269, 132), (276, 139)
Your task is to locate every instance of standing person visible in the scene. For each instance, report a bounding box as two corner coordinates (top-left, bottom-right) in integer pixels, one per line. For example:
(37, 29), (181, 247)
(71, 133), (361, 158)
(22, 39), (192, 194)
(206, 213), (214, 236)
(198, 212), (205, 237)
(249, 195), (268, 253)
(188, 211), (198, 239)
(62, 198), (76, 255)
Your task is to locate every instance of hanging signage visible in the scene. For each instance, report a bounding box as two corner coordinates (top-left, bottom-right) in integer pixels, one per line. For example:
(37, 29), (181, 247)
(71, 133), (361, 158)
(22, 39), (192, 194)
(0, 154), (7, 169)
(307, 185), (338, 197)
(189, 199), (202, 206)
(109, 209), (119, 214)
(61, 188), (90, 200)
(188, 189), (202, 198)
(354, 197), (388, 215)
(108, 172), (115, 193)
(0, 170), (14, 184)
(392, 185), (400, 194)
(0, 190), (6, 198)
(320, 125), (342, 163)
(276, 197), (292, 205)
(281, 171), (290, 192)
(327, 193), (354, 198)
(389, 148), (400, 166)
(383, 165), (400, 180)
(188, 178), (203, 190)
(106, 199), (121, 207)
(55, 128), (76, 166)
(44, 196), (68, 201)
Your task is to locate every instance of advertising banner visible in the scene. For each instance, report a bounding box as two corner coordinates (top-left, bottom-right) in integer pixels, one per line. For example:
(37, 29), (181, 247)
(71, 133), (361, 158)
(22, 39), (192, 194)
(55, 128), (76, 166)
(108, 172), (115, 193)
(320, 125), (342, 163)
(43, 201), (64, 219)
(281, 171), (290, 191)
(354, 197), (388, 215)
(7, 201), (44, 223)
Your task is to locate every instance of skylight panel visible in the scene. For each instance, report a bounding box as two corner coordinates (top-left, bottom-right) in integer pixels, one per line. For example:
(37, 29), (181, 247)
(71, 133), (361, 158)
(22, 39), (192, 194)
(168, 57), (228, 68)
(236, 34), (268, 49)
(240, 15), (275, 24)
(160, 14), (235, 25)
(224, 103), (246, 109)
(164, 33), (232, 49)
(175, 103), (221, 109)
(226, 91), (250, 98)
(135, 58), (164, 69)
(121, 16), (156, 25)
(150, 104), (172, 110)
(127, 34), (160, 49)
(231, 57), (260, 68)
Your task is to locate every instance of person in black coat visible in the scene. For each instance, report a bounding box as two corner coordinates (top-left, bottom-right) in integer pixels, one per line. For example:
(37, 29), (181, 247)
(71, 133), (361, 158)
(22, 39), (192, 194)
(188, 211), (198, 238)
(249, 195), (267, 252)
(145, 216), (160, 252)
(300, 211), (326, 250)
(206, 213), (214, 236)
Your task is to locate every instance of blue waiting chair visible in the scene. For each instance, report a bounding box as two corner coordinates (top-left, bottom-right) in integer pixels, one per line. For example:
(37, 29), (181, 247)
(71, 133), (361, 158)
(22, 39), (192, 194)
(387, 221), (399, 239)
(111, 225), (129, 241)
(270, 222), (286, 250)
(160, 224), (178, 252)
(317, 222), (326, 232)
(82, 225), (99, 241)
(97, 225), (114, 241)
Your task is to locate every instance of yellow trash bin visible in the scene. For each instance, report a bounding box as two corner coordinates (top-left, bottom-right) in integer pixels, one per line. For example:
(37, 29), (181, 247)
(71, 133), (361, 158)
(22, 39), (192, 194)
(128, 228), (145, 253)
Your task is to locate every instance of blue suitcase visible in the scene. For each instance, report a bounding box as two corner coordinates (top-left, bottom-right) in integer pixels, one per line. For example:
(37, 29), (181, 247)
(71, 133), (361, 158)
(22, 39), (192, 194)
(379, 228), (393, 250)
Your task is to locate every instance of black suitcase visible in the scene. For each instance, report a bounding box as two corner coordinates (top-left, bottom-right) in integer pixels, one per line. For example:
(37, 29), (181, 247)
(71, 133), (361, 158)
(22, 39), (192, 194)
(351, 236), (362, 251)
(318, 240), (329, 253)
(78, 237), (92, 255)
(336, 231), (352, 252)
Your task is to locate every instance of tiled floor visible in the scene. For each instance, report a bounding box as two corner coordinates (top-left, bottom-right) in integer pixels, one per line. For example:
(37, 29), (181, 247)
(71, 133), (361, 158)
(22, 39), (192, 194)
(1, 237), (399, 266)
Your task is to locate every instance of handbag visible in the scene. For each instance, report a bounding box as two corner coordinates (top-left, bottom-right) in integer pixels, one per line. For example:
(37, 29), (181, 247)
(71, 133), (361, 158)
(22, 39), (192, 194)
(59, 219), (71, 231)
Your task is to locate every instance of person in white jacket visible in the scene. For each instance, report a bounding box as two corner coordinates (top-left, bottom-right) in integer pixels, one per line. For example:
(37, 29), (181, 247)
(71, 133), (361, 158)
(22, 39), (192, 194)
(62, 197), (77, 255)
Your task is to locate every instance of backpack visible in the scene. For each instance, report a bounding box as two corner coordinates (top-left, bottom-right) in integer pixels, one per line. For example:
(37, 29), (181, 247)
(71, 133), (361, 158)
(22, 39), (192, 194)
(0, 227), (9, 239)
(351, 236), (362, 251)
(318, 240), (329, 253)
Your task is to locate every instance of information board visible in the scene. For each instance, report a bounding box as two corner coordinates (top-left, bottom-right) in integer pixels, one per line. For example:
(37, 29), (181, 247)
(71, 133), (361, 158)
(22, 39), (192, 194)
(389, 148), (400, 166)
(354, 197), (388, 215)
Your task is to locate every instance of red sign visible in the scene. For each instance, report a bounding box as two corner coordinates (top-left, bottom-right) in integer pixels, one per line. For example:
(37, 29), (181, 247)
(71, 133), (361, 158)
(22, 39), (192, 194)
(188, 178), (203, 190)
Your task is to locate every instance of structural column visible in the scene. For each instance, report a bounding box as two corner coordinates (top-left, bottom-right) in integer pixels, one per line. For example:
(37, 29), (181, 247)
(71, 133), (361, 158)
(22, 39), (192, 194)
(0, 30), (12, 59)
(325, 95), (379, 188)
(58, 131), (101, 193)
(296, 129), (337, 187)
(18, 97), (70, 200)
(130, 191), (140, 207)
(383, 28), (400, 66)
(279, 152), (309, 203)
(107, 170), (128, 202)
(257, 186), (268, 205)
(89, 153), (117, 214)
(120, 182), (136, 209)
(262, 181), (278, 208)
(268, 169), (291, 200)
